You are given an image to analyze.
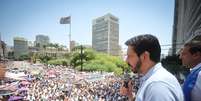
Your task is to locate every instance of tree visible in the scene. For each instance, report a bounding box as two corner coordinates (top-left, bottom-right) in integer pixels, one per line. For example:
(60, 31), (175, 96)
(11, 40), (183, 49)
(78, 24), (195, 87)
(1, 41), (6, 59)
(113, 57), (129, 72)
(43, 45), (47, 50)
(19, 54), (30, 61)
(31, 53), (38, 63)
(36, 43), (40, 47)
(39, 55), (52, 64)
(70, 52), (80, 67)
(70, 46), (95, 68)
(82, 53), (127, 76)
(8, 51), (14, 59)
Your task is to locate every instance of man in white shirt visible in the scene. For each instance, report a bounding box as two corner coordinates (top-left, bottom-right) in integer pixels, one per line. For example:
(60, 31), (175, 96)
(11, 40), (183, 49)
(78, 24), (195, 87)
(120, 34), (184, 101)
(179, 41), (201, 101)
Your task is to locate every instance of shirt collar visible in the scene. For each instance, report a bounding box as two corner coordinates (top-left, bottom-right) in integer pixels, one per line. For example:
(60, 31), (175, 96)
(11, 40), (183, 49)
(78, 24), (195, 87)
(191, 62), (201, 71)
(140, 63), (162, 82)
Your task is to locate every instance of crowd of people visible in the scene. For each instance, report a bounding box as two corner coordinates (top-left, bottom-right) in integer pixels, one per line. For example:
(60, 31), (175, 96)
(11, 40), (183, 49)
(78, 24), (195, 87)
(0, 61), (134, 101)
(0, 34), (200, 101)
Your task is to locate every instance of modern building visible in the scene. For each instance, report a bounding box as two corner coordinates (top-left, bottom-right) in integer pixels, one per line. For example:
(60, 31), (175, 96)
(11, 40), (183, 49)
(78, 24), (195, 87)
(35, 34), (50, 49)
(37, 47), (68, 57)
(70, 40), (76, 51)
(28, 41), (34, 47)
(14, 37), (29, 59)
(172, 0), (201, 55)
(92, 13), (119, 56)
(168, 48), (173, 56)
(0, 41), (7, 59)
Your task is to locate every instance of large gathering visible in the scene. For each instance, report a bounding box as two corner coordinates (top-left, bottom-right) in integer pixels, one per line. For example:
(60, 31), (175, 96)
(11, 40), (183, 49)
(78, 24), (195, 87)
(1, 0), (201, 101)
(1, 34), (201, 101)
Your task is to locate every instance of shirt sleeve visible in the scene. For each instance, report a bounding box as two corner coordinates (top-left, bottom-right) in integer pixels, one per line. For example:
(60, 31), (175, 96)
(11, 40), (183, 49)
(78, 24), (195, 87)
(191, 71), (201, 101)
(143, 81), (178, 101)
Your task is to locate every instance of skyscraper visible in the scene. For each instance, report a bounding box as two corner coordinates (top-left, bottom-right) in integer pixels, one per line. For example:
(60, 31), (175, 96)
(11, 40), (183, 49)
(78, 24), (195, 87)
(14, 37), (28, 59)
(172, 0), (201, 55)
(35, 34), (50, 49)
(92, 13), (119, 56)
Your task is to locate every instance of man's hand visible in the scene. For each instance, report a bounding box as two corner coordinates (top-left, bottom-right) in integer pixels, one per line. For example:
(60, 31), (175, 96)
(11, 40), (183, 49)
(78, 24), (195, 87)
(0, 64), (6, 79)
(120, 80), (135, 101)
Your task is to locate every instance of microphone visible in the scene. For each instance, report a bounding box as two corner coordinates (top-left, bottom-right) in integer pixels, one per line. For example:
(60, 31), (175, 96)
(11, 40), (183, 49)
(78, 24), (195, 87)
(123, 71), (131, 88)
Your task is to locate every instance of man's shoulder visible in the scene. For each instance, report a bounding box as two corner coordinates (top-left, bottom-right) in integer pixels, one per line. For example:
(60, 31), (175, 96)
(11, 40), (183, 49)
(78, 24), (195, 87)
(196, 70), (201, 83)
(194, 65), (201, 81)
(136, 64), (183, 101)
(143, 81), (183, 101)
(144, 66), (181, 91)
(146, 81), (177, 93)
(191, 70), (201, 101)
(150, 66), (177, 82)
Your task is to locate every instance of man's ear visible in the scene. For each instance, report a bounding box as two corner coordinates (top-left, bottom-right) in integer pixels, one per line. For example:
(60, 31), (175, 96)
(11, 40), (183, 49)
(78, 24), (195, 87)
(144, 51), (150, 61)
(140, 51), (150, 61)
(193, 52), (201, 59)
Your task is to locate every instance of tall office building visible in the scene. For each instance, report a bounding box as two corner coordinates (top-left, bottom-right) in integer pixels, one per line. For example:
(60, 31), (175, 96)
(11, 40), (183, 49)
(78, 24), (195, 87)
(35, 34), (50, 48)
(92, 13), (119, 56)
(14, 37), (29, 59)
(0, 41), (6, 59)
(172, 0), (201, 55)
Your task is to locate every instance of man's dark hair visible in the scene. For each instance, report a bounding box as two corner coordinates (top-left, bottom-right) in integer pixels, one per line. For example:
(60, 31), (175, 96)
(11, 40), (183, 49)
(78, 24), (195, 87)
(125, 34), (161, 63)
(184, 41), (201, 54)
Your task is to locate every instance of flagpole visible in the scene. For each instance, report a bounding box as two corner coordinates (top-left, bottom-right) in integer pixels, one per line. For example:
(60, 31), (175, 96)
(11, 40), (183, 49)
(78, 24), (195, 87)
(69, 16), (71, 52)
(60, 16), (71, 52)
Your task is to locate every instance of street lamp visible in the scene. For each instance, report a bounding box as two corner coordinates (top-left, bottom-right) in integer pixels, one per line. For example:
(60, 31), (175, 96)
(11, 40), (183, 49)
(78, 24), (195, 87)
(80, 45), (83, 71)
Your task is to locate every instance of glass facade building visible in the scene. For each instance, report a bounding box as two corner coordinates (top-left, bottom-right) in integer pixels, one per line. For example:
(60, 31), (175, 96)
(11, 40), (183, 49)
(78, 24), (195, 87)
(92, 13), (119, 56)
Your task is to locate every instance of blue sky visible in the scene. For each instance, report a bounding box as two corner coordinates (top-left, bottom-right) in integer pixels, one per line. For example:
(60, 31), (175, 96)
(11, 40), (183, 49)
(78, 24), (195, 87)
(0, 0), (174, 55)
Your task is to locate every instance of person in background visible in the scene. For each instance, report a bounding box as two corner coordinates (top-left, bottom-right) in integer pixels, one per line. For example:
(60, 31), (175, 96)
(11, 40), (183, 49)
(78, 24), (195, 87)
(120, 34), (184, 101)
(179, 41), (201, 101)
(0, 64), (6, 80)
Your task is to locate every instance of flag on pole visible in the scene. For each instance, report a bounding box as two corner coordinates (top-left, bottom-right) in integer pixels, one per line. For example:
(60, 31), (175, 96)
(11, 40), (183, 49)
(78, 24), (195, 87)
(60, 16), (71, 24)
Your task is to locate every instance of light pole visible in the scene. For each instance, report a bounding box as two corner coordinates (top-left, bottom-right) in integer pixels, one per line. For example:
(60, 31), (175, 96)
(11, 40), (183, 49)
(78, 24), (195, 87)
(80, 45), (83, 71)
